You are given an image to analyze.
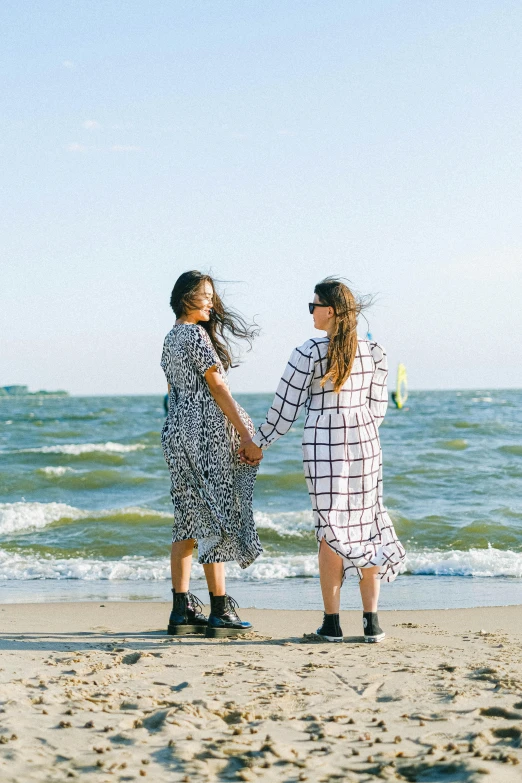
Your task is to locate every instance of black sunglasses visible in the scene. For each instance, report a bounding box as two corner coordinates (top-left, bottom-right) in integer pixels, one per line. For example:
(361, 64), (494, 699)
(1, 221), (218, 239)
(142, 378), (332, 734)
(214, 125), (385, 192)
(308, 302), (330, 314)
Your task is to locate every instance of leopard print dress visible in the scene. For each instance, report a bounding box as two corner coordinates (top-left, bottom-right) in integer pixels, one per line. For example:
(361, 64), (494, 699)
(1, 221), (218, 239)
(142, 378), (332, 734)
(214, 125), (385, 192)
(161, 323), (262, 568)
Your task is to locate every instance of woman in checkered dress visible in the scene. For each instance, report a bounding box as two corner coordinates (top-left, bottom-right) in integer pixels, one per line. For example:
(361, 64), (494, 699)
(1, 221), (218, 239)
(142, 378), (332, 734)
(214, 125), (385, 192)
(242, 278), (406, 643)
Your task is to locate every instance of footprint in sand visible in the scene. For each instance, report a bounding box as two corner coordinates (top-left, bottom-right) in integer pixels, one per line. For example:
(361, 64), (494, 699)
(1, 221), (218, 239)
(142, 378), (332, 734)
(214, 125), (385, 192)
(492, 726), (522, 743)
(122, 652), (142, 665)
(171, 682), (190, 692)
(480, 706), (522, 720)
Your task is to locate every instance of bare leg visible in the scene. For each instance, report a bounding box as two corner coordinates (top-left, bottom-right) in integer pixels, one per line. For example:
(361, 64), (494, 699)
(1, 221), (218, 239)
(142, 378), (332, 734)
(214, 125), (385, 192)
(203, 562), (226, 596)
(171, 539), (195, 592)
(359, 566), (381, 612)
(318, 539), (344, 614)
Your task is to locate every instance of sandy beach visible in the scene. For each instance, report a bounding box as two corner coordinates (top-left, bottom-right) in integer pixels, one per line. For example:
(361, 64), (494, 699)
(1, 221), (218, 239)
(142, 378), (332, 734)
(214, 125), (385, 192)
(0, 604), (521, 781)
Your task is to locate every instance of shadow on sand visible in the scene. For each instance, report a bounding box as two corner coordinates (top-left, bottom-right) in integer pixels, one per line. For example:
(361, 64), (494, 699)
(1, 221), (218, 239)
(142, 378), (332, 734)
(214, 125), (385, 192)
(0, 629), (369, 652)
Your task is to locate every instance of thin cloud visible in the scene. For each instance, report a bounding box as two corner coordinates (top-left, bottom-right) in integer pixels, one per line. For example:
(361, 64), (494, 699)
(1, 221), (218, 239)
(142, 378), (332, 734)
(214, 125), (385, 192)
(62, 60), (75, 69)
(66, 143), (141, 153)
(111, 145), (141, 152)
(83, 120), (101, 130)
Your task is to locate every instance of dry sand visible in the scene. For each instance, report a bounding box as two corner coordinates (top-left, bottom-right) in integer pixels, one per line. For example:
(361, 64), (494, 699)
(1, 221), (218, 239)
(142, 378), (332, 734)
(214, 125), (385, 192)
(1, 602), (522, 782)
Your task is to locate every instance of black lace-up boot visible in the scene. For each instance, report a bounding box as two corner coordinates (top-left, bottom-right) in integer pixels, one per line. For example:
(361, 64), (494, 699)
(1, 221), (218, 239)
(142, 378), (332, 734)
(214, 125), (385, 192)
(363, 612), (385, 643)
(316, 612), (343, 642)
(167, 590), (208, 635)
(205, 593), (252, 638)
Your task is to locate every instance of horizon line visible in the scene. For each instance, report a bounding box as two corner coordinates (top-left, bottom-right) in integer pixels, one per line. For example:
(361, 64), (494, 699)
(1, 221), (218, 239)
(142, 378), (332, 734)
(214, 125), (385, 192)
(6, 386), (519, 398)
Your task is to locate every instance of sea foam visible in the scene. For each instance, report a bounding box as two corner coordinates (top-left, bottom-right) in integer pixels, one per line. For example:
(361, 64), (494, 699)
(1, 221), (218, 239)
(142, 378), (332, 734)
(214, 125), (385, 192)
(0, 551), (172, 581)
(0, 546), (521, 581)
(0, 502), (313, 537)
(20, 442), (146, 455)
(0, 551), (319, 582)
(0, 502), (85, 535)
(254, 510), (313, 537)
(406, 545), (522, 578)
(0, 502), (171, 535)
(38, 466), (78, 477)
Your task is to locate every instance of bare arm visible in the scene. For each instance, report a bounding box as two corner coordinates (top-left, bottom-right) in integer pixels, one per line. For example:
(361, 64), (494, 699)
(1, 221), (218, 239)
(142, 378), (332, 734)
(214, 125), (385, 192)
(204, 366), (262, 462)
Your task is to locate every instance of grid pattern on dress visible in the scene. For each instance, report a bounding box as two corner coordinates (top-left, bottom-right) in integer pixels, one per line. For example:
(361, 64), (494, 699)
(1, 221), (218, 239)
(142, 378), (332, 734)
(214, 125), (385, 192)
(252, 337), (405, 581)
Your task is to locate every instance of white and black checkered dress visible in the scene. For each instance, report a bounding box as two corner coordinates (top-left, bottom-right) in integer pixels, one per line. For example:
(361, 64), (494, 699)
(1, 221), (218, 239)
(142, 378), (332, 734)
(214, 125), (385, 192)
(252, 337), (405, 582)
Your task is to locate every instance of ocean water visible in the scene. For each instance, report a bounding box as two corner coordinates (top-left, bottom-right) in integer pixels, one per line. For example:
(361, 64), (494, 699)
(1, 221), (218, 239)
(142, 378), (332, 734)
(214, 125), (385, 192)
(1, 390), (522, 609)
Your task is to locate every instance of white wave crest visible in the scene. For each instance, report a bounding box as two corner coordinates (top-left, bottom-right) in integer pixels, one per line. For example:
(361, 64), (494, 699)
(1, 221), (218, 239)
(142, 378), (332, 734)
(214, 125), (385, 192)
(21, 442), (146, 455)
(38, 466), (78, 477)
(0, 547), (521, 582)
(405, 546), (522, 578)
(0, 502), (172, 535)
(226, 555), (318, 581)
(0, 502), (314, 538)
(0, 550), (319, 582)
(0, 502), (85, 535)
(253, 510), (313, 536)
(0, 551), (171, 581)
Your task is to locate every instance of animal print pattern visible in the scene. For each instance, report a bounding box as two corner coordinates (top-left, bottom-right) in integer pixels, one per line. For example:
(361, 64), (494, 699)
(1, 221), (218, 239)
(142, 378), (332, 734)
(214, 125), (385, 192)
(252, 337), (405, 582)
(161, 323), (262, 568)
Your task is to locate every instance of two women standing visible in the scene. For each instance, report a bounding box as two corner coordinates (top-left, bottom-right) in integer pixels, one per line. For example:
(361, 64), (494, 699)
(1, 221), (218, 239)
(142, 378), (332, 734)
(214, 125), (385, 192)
(160, 271), (405, 641)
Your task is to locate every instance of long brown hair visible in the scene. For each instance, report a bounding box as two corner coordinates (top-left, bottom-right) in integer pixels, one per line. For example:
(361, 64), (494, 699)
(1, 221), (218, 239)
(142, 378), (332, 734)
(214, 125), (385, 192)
(314, 278), (370, 393)
(170, 270), (259, 370)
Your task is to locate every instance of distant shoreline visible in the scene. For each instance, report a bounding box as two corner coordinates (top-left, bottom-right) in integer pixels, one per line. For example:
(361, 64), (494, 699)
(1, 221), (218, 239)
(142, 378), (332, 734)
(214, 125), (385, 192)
(1, 387), (520, 398)
(0, 385), (68, 398)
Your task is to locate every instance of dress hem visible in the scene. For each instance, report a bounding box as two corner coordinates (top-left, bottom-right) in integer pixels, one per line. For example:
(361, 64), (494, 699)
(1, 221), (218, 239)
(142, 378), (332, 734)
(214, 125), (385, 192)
(316, 524), (406, 584)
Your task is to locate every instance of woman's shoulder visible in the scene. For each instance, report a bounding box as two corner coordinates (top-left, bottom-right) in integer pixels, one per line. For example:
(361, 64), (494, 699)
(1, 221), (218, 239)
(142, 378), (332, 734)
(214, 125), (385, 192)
(359, 338), (387, 362)
(163, 323), (203, 350)
(297, 337), (324, 354)
(163, 326), (177, 345)
(297, 336), (329, 357)
(168, 322), (209, 340)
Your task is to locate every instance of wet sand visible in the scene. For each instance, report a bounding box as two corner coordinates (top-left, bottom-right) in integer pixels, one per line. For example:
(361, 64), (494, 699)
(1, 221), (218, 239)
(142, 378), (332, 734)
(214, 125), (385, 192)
(1, 603), (521, 782)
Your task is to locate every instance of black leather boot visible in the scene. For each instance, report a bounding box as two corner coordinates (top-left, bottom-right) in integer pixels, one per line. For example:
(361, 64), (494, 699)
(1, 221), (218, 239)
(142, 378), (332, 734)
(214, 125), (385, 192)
(205, 593), (252, 638)
(316, 612), (343, 642)
(363, 612), (385, 643)
(167, 590), (208, 635)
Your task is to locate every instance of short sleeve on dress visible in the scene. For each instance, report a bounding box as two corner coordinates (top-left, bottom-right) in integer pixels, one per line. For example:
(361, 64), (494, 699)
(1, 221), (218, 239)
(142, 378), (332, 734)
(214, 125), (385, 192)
(186, 326), (218, 376)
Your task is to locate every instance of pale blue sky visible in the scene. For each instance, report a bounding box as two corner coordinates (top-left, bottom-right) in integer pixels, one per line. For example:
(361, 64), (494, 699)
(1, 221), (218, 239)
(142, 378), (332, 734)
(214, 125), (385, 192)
(2, 1), (521, 394)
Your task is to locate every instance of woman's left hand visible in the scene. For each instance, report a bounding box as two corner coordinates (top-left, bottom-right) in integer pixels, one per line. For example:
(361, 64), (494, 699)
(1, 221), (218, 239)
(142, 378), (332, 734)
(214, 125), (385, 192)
(239, 437), (263, 466)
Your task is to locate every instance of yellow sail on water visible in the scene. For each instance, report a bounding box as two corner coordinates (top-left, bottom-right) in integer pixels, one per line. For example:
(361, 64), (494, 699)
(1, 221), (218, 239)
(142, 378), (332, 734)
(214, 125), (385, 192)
(395, 363), (408, 409)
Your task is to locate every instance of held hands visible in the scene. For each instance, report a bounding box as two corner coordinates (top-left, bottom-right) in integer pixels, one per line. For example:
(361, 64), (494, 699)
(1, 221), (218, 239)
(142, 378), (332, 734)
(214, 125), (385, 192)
(239, 436), (263, 466)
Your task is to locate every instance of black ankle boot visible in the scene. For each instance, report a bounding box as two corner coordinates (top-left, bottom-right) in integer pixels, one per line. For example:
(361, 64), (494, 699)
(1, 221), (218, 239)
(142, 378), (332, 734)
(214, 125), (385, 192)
(205, 593), (252, 638)
(316, 613), (343, 642)
(167, 590), (208, 635)
(363, 612), (385, 643)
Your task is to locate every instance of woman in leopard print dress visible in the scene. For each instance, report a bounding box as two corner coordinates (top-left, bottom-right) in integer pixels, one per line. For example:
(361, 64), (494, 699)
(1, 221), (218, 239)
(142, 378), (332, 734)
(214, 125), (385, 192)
(161, 271), (263, 637)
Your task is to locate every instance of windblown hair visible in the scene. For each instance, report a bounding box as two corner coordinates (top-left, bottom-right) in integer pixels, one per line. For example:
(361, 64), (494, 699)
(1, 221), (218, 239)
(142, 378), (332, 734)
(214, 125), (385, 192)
(314, 278), (370, 393)
(170, 270), (259, 370)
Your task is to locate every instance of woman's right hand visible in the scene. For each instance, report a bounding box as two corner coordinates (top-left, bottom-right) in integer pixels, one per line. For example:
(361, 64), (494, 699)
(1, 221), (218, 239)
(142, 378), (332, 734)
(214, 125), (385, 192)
(239, 438), (263, 466)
